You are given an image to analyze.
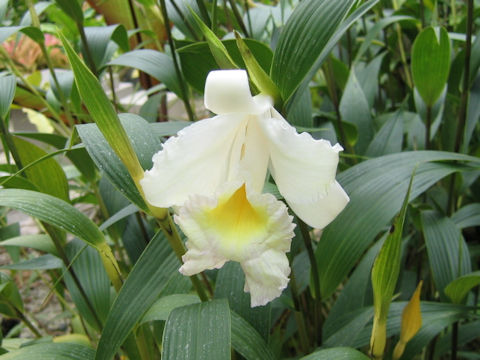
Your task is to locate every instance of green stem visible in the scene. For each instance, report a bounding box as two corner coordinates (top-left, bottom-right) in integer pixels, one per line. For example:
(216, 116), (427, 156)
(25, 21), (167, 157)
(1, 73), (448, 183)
(244, 0), (253, 38)
(323, 57), (355, 158)
(26, 0), (75, 128)
(392, 0), (412, 88)
(451, 322), (458, 360)
(298, 218), (322, 345)
(227, 0), (250, 37)
(290, 272), (310, 353)
(211, 0), (219, 34)
(195, 0), (211, 27)
(0, 48), (70, 136)
(454, 0), (473, 153)
(448, 0), (473, 216)
(425, 105), (432, 150)
(0, 116), (25, 171)
(170, 0), (200, 41)
(15, 308), (42, 338)
(108, 67), (119, 113)
(159, 0), (195, 122)
(155, 213), (209, 301)
(77, 22), (98, 76)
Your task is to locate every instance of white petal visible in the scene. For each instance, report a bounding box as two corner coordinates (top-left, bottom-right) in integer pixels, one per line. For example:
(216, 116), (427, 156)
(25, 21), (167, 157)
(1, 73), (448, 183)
(238, 118), (270, 193)
(288, 181), (350, 229)
(174, 182), (295, 306)
(260, 109), (347, 226)
(205, 70), (259, 115)
(140, 115), (246, 208)
(241, 248), (290, 307)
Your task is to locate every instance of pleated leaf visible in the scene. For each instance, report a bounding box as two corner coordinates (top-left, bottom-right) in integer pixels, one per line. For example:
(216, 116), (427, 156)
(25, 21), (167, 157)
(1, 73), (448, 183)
(421, 211), (471, 299)
(84, 25), (129, 69)
(12, 136), (69, 201)
(162, 299), (231, 360)
(95, 231), (181, 360)
(0, 75), (16, 118)
(444, 271), (480, 304)
(0, 189), (104, 247)
(0, 254), (62, 270)
(411, 27), (451, 106)
(64, 239), (111, 329)
(215, 262), (271, 341)
(231, 311), (276, 360)
(0, 343), (94, 360)
(77, 114), (162, 212)
(1, 234), (57, 256)
(300, 347), (370, 360)
(61, 34), (144, 182)
(339, 69), (373, 154)
(108, 50), (182, 98)
(452, 203), (480, 229)
(315, 151), (479, 299)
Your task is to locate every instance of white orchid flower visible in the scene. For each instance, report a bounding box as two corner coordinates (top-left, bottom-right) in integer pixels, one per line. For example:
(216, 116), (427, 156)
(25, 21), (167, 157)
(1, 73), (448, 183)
(140, 69), (349, 306)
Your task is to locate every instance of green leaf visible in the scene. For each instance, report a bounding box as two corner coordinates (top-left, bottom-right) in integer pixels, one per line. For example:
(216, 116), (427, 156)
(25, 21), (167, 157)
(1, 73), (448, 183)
(178, 39), (273, 93)
(84, 25), (129, 69)
(95, 231), (182, 360)
(20, 1), (53, 26)
(162, 300), (231, 360)
(452, 203), (480, 229)
(0, 189), (104, 247)
(365, 111), (404, 157)
(339, 69), (373, 154)
(411, 27), (451, 106)
(109, 50), (182, 98)
(234, 32), (281, 105)
(335, 301), (470, 357)
(12, 136), (69, 201)
(0, 26), (44, 44)
(421, 211), (471, 299)
(141, 294), (200, 323)
(231, 311), (276, 360)
(354, 16), (416, 63)
(0, 254), (62, 270)
(300, 347), (370, 360)
(271, 0), (375, 104)
(0, 75), (16, 118)
(0, 343), (94, 360)
(0, 272), (24, 313)
(444, 271), (480, 304)
(61, 33), (144, 182)
(77, 114), (162, 212)
(215, 262), (271, 341)
(370, 170), (414, 356)
(150, 121), (190, 137)
(324, 236), (385, 341)
(54, 0), (83, 24)
(64, 239), (111, 329)
(1, 235), (57, 256)
(315, 151), (480, 299)
(189, 8), (237, 69)
(14, 132), (96, 182)
(286, 85), (313, 127)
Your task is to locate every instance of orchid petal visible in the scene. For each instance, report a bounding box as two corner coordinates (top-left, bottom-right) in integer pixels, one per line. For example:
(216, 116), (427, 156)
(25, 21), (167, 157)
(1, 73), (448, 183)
(288, 180), (349, 229)
(174, 182), (295, 306)
(140, 115), (246, 208)
(205, 70), (258, 115)
(260, 109), (347, 227)
(239, 118), (270, 193)
(241, 248), (290, 307)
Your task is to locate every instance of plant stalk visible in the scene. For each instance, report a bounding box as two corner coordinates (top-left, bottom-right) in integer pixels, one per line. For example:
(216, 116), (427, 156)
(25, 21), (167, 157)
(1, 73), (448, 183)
(447, 0), (473, 216)
(159, 0), (195, 122)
